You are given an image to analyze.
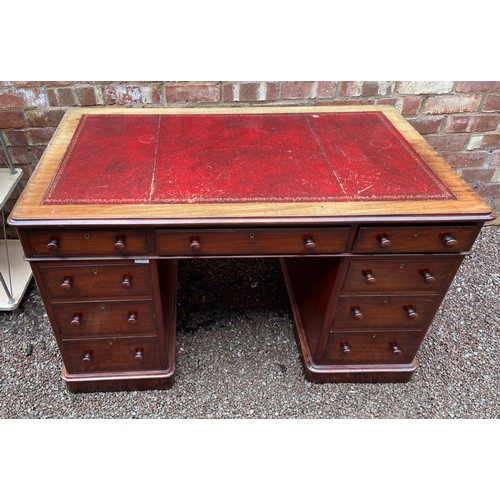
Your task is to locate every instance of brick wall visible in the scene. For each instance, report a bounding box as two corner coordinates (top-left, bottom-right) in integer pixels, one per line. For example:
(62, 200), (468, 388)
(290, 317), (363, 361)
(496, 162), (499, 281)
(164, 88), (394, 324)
(1, 81), (499, 223)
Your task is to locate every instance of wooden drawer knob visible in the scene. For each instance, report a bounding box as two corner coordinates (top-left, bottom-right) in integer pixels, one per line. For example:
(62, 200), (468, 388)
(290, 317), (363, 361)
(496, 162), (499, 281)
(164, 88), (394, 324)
(71, 314), (82, 327)
(121, 276), (132, 288)
(304, 237), (316, 250)
(341, 343), (351, 355)
(190, 237), (202, 252)
(422, 271), (436, 284)
(406, 307), (418, 320)
(47, 238), (59, 251)
(378, 235), (392, 249)
(134, 348), (144, 360)
(114, 236), (126, 251)
(442, 235), (458, 248)
(128, 312), (138, 324)
(390, 343), (402, 355)
(82, 352), (92, 363)
(363, 271), (376, 284)
(352, 307), (364, 320)
(60, 277), (72, 290)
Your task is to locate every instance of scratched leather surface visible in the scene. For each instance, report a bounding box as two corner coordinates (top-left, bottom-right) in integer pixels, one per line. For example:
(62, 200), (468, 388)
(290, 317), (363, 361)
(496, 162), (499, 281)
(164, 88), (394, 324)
(43, 112), (456, 205)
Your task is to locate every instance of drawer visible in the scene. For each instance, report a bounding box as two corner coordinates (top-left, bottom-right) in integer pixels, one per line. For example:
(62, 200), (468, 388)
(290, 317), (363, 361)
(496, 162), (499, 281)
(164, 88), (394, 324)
(324, 330), (424, 364)
(155, 227), (350, 256)
(352, 225), (480, 253)
(25, 228), (148, 257)
(52, 300), (157, 338)
(332, 295), (440, 330)
(38, 262), (152, 299)
(342, 257), (460, 294)
(62, 336), (162, 373)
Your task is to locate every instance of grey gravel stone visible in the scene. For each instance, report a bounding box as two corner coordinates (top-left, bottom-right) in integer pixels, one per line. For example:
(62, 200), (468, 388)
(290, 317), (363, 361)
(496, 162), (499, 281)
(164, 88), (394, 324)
(0, 227), (498, 419)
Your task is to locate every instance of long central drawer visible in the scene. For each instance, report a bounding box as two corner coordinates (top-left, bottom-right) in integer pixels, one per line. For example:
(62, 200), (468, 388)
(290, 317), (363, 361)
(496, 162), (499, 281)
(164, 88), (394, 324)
(155, 227), (350, 255)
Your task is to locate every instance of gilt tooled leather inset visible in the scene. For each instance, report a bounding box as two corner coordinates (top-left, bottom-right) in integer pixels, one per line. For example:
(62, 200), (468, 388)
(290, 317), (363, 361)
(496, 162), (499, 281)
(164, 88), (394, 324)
(43, 112), (456, 205)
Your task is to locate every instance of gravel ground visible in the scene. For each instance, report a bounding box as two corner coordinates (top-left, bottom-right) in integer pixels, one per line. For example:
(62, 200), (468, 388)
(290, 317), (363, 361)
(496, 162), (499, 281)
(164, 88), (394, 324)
(0, 226), (498, 419)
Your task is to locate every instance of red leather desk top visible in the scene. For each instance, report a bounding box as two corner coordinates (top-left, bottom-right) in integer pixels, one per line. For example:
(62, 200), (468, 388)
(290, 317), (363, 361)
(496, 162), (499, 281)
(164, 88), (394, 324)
(43, 111), (455, 206)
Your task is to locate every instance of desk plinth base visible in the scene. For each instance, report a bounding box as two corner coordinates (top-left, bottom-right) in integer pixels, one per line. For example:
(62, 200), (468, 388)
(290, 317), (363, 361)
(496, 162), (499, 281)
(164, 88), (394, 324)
(299, 358), (418, 383)
(61, 367), (174, 393)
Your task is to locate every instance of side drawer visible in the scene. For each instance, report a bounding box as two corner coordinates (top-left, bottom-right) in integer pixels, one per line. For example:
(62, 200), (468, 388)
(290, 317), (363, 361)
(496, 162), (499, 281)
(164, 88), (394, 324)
(52, 300), (157, 338)
(62, 336), (162, 373)
(155, 227), (350, 256)
(37, 261), (152, 299)
(25, 228), (148, 257)
(323, 330), (424, 364)
(342, 257), (461, 294)
(352, 225), (480, 253)
(332, 295), (440, 330)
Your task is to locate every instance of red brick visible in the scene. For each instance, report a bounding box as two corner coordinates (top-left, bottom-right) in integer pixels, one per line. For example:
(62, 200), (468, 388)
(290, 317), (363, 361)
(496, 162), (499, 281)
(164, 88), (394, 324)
(423, 95), (482, 114)
(30, 146), (46, 162)
(445, 114), (500, 133)
(426, 134), (469, 151)
(407, 116), (444, 135)
(399, 96), (422, 115)
(456, 81), (500, 92)
(478, 183), (500, 198)
(46, 87), (77, 106)
(362, 81), (394, 96)
(222, 83), (233, 101)
(316, 82), (336, 98)
(338, 81), (363, 97)
(377, 98), (397, 106)
(442, 152), (488, 168)
(4, 130), (28, 147)
(491, 198), (500, 218)
(481, 133), (500, 148)
(8, 147), (31, 164)
(0, 110), (25, 128)
(57, 87), (77, 106)
(25, 109), (65, 127)
(0, 87), (47, 107)
(264, 82), (278, 101)
(105, 85), (161, 105)
(280, 81), (314, 99)
(239, 82), (260, 101)
(46, 88), (58, 106)
(165, 83), (220, 103)
(483, 94), (500, 112)
(459, 168), (495, 183)
(490, 150), (500, 166)
(27, 128), (55, 145)
(361, 81), (379, 96)
(75, 86), (98, 106)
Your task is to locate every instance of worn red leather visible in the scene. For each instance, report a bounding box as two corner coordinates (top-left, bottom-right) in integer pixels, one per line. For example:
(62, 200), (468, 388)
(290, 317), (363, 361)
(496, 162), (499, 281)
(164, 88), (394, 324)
(44, 112), (455, 205)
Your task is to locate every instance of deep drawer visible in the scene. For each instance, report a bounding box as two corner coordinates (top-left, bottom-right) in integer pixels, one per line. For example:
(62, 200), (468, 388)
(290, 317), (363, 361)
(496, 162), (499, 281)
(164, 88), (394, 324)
(37, 261), (153, 299)
(332, 295), (440, 330)
(342, 257), (460, 294)
(52, 300), (157, 338)
(62, 336), (162, 373)
(155, 227), (350, 256)
(352, 225), (480, 253)
(323, 330), (424, 364)
(25, 228), (148, 257)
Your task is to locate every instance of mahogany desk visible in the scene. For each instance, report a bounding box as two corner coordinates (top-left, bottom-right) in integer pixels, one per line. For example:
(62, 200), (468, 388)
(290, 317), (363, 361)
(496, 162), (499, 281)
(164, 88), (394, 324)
(9, 106), (493, 392)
